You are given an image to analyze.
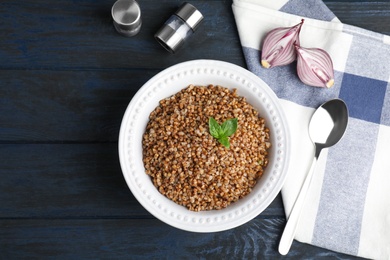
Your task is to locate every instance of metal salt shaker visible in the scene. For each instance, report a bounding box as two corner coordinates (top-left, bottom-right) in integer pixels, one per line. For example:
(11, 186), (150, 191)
(112, 0), (142, 37)
(154, 2), (204, 53)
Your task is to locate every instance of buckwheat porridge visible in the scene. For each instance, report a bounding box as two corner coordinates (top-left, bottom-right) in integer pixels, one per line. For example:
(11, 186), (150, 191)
(142, 84), (270, 211)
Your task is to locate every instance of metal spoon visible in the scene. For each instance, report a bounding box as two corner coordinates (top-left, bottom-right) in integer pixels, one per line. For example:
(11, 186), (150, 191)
(278, 99), (349, 255)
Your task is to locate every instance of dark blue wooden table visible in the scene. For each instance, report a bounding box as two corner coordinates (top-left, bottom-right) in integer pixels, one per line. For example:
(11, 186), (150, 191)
(1, 1), (388, 258)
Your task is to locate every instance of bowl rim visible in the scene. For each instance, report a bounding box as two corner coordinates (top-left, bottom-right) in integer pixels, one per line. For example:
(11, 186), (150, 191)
(118, 59), (290, 232)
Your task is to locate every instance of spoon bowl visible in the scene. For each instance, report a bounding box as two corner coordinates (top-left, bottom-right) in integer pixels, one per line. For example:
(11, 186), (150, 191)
(317, 99), (348, 145)
(279, 99), (348, 255)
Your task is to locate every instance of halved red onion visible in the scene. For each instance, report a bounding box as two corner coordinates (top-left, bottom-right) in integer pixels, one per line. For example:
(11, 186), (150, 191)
(261, 19), (304, 68)
(295, 44), (335, 88)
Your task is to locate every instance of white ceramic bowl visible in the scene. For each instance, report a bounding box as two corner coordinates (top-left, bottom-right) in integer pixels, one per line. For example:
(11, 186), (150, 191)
(118, 60), (290, 232)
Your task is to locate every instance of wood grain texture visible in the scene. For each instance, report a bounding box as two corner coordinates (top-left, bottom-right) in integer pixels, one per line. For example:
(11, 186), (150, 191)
(1, 0), (388, 259)
(0, 218), (362, 259)
(324, 1), (390, 34)
(0, 69), (155, 141)
(0, 0), (245, 70)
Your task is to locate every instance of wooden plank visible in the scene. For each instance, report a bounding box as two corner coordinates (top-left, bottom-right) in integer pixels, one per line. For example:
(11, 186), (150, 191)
(324, 1), (390, 34)
(0, 143), (148, 218)
(0, 143), (285, 218)
(0, 69), (154, 141)
(0, 0), (245, 70)
(0, 218), (364, 259)
(0, 1), (389, 71)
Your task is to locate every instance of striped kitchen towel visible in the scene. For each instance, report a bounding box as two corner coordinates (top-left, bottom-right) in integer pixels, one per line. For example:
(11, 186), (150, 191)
(232, 0), (390, 259)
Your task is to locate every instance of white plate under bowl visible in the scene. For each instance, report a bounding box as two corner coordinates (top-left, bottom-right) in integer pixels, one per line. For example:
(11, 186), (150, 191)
(118, 59), (290, 232)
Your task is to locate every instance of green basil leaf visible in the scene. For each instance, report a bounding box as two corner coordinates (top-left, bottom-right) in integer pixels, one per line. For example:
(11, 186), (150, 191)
(209, 117), (238, 149)
(218, 136), (230, 149)
(221, 118), (238, 137)
(209, 117), (221, 138)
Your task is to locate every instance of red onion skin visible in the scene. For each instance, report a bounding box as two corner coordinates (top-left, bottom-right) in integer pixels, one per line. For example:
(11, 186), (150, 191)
(261, 20), (304, 68)
(295, 44), (335, 88)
